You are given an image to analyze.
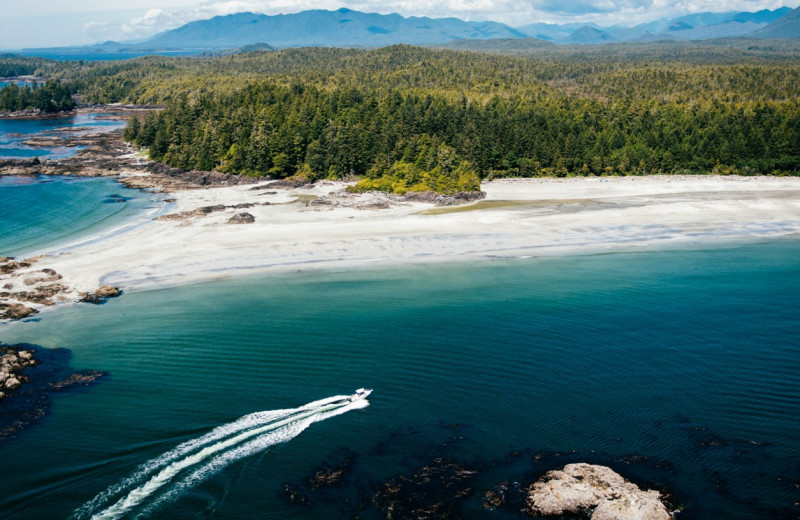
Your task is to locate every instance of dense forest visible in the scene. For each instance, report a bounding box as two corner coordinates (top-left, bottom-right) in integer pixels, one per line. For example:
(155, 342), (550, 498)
(0, 80), (75, 113)
(3, 42), (800, 191)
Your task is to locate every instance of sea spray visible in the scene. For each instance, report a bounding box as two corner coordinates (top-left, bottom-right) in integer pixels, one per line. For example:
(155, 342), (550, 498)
(74, 392), (369, 520)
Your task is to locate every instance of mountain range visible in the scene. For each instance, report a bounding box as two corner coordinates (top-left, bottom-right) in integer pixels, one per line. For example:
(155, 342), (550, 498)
(20, 5), (800, 55)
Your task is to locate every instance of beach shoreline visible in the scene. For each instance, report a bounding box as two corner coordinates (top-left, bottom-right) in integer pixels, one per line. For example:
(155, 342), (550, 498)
(2, 169), (800, 324)
(3, 119), (800, 322)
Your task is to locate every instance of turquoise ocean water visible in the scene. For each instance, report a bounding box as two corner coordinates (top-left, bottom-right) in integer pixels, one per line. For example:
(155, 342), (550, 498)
(0, 175), (164, 258)
(1, 177), (799, 519)
(0, 112), (125, 159)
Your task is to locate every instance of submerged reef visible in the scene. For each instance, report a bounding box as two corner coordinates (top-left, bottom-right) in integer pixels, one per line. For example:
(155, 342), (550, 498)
(0, 343), (107, 440)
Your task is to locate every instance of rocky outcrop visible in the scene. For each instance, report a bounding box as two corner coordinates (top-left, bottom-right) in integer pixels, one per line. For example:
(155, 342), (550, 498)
(0, 259), (32, 275)
(402, 190), (487, 206)
(23, 268), (62, 286)
(5, 283), (70, 306)
(526, 463), (670, 520)
(80, 286), (122, 304)
(270, 177), (312, 189)
(227, 212), (255, 224)
(0, 347), (37, 402)
(0, 303), (38, 320)
(156, 204), (226, 221)
(0, 343), (108, 440)
(50, 370), (107, 390)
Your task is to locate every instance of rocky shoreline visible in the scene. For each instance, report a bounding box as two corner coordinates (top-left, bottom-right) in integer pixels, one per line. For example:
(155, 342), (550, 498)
(0, 257), (123, 322)
(0, 346), (37, 402)
(0, 343), (107, 440)
(281, 435), (682, 520)
(0, 107), (490, 324)
(0, 106), (259, 192)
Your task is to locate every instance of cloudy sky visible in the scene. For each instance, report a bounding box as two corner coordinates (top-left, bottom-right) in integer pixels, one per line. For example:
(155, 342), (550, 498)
(1, 0), (797, 49)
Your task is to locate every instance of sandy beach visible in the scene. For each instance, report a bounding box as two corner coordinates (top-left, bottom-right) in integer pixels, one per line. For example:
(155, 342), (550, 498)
(3, 174), (800, 320)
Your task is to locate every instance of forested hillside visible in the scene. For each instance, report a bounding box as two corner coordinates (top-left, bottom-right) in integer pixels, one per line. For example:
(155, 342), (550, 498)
(0, 80), (75, 113)
(4, 43), (800, 191)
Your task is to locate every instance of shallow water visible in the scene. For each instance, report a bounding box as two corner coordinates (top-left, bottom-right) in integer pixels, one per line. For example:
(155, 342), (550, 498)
(0, 112), (125, 159)
(0, 175), (165, 257)
(1, 237), (798, 519)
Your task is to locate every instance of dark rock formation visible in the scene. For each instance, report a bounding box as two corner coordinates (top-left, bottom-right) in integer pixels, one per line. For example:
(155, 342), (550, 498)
(8, 283), (69, 306)
(483, 482), (510, 510)
(0, 259), (32, 275)
(23, 268), (63, 286)
(0, 346), (37, 402)
(50, 370), (107, 390)
(402, 190), (487, 206)
(227, 212), (256, 224)
(0, 303), (38, 320)
(525, 463), (670, 519)
(0, 343), (108, 440)
(156, 204), (226, 221)
(270, 177), (311, 189)
(373, 457), (478, 519)
(80, 285), (122, 304)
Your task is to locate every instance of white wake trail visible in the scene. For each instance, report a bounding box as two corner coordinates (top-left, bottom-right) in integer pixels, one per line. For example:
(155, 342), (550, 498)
(143, 399), (369, 517)
(74, 393), (367, 520)
(75, 409), (296, 518)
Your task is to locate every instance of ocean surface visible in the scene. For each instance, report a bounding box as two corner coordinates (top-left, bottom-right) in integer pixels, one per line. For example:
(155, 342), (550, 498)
(0, 175), (164, 258)
(0, 112), (126, 159)
(0, 178), (799, 519)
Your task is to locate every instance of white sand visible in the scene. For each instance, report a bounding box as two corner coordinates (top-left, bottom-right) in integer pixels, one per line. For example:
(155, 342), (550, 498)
(11, 175), (800, 302)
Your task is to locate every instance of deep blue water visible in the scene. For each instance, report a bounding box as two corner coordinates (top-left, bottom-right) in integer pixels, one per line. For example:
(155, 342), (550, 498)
(0, 175), (164, 257)
(0, 112), (125, 159)
(1, 236), (798, 519)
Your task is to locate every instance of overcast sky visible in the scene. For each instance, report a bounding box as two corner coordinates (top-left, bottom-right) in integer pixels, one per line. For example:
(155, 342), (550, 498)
(1, 0), (797, 49)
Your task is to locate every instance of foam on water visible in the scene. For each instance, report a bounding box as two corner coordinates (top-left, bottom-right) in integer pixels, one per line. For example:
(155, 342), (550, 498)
(74, 394), (369, 520)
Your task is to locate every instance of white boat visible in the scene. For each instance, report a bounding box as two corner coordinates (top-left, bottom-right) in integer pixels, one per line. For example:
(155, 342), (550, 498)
(350, 388), (372, 401)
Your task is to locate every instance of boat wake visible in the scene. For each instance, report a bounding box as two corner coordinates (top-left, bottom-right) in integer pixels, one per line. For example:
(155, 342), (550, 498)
(73, 390), (371, 520)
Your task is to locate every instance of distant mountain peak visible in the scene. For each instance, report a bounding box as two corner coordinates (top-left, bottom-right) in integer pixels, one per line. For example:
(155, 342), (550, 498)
(752, 5), (800, 38)
(139, 9), (526, 49)
(561, 26), (617, 45)
(667, 21), (693, 31)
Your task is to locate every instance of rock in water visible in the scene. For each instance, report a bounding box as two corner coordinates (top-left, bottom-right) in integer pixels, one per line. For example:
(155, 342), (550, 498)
(227, 212), (255, 224)
(526, 463), (670, 519)
(80, 286), (122, 304)
(0, 303), (38, 320)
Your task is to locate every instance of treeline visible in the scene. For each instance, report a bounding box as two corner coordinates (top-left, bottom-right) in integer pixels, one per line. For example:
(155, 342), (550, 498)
(0, 54), (66, 78)
(124, 78), (800, 192)
(0, 80), (75, 113)
(4, 44), (800, 191)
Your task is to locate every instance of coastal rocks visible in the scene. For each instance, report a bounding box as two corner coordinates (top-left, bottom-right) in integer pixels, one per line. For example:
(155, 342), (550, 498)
(0, 259), (32, 274)
(0, 262), (78, 321)
(525, 463), (670, 520)
(7, 283), (70, 306)
(0, 343), (108, 440)
(23, 268), (62, 285)
(227, 212), (255, 224)
(80, 285), (122, 304)
(403, 190), (487, 206)
(156, 204), (226, 221)
(0, 303), (38, 320)
(0, 346), (38, 403)
(372, 457), (478, 519)
(270, 177), (312, 189)
(50, 369), (107, 390)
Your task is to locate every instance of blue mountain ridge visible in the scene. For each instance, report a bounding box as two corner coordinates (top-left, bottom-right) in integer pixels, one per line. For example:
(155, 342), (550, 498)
(19, 6), (800, 53)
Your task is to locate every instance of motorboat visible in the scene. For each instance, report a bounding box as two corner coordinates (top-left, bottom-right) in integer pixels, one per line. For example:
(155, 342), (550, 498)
(350, 388), (372, 401)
